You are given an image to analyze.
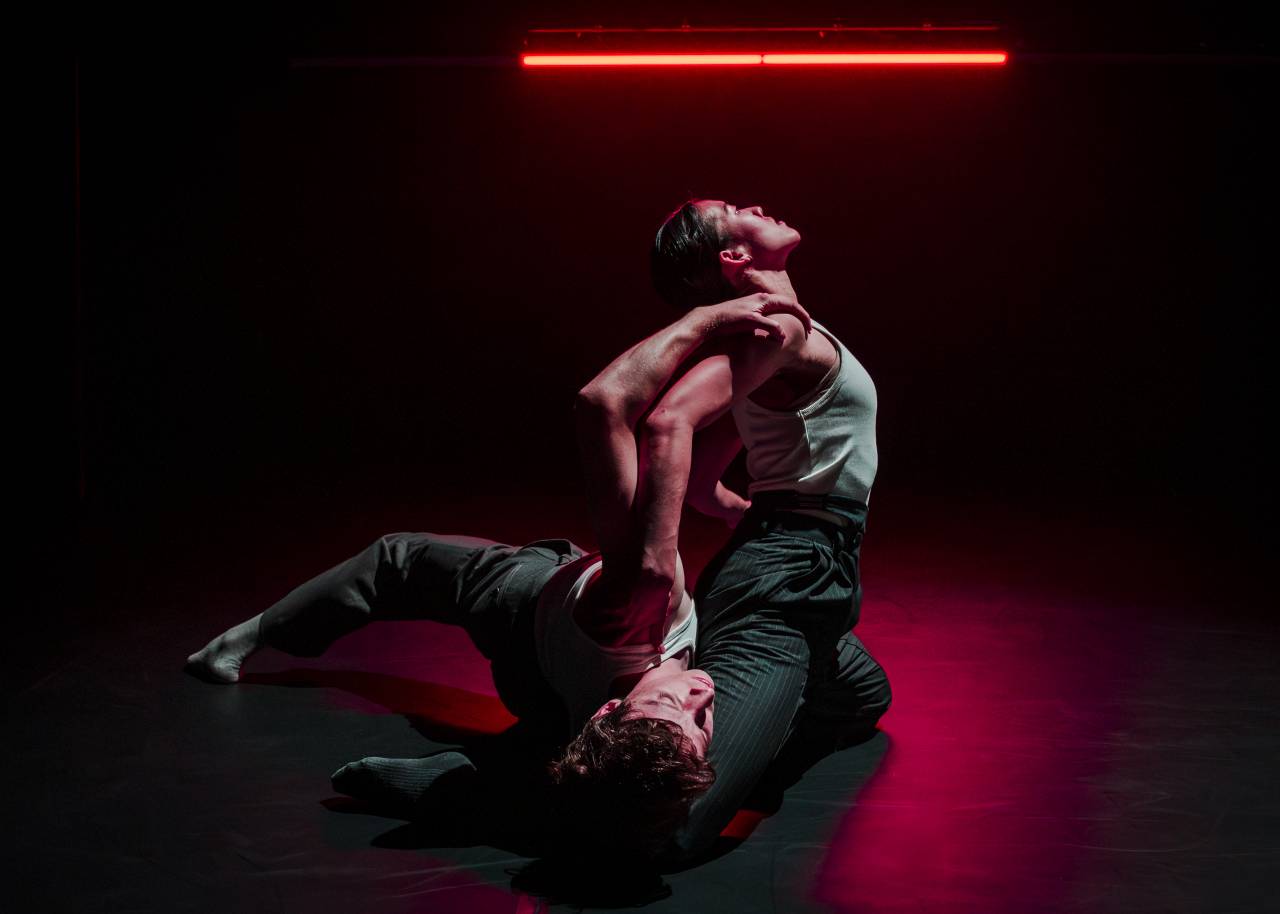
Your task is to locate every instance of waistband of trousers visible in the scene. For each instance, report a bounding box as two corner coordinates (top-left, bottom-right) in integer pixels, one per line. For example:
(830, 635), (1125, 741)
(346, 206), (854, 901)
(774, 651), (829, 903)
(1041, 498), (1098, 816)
(737, 499), (865, 551)
(748, 490), (867, 524)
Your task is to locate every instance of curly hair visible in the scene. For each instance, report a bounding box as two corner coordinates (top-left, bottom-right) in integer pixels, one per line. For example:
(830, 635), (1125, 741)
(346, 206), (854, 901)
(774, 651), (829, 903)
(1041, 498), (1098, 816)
(545, 700), (717, 860)
(650, 198), (740, 310)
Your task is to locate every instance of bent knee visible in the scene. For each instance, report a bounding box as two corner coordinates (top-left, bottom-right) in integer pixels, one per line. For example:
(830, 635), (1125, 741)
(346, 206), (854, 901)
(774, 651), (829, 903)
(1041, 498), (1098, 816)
(853, 649), (892, 725)
(865, 668), (892, 724)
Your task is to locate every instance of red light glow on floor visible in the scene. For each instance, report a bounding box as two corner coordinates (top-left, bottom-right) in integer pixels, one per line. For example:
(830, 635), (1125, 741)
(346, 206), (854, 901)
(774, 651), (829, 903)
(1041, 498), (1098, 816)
(809, 553), (1146, 912)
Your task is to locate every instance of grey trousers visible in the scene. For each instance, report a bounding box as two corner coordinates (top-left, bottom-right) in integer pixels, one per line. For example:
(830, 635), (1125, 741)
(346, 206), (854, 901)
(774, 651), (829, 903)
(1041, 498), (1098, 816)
(257, 526), (888, 854)
(258, 533), (582, 725)
(672, 508), (893, 858)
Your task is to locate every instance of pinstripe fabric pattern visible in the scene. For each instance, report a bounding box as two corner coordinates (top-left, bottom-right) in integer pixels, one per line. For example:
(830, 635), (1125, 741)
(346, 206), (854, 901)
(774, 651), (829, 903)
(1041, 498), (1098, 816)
(671, 512), (891, 859)
(254, 527), (890, 860)
(258, 532), (578, 723)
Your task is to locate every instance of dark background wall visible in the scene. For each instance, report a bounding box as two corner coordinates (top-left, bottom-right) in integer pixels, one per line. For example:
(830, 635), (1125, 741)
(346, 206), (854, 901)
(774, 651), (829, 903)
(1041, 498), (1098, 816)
(68, 4), (1276, 529)
(27, 3), (1274, 678)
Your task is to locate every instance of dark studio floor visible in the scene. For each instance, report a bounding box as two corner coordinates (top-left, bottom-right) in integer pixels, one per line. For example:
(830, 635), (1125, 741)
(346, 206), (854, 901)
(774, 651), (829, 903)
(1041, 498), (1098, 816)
(7, 490), (1277, 913)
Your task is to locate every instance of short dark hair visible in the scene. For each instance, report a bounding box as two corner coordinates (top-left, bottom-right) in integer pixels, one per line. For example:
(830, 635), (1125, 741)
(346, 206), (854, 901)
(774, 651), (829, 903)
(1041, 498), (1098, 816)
(546, 700), (716, 860)
(650, 198), (739, 310)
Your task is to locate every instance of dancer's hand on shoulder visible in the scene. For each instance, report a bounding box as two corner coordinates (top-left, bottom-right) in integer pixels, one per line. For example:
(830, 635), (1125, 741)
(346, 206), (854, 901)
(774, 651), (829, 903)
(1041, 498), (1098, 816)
(696, 292), (811, 343)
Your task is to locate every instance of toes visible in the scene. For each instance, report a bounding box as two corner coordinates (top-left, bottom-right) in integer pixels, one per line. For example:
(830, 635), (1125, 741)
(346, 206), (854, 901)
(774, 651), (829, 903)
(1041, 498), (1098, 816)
(330, 760), (368, 794)
(183, 653), (238, 684)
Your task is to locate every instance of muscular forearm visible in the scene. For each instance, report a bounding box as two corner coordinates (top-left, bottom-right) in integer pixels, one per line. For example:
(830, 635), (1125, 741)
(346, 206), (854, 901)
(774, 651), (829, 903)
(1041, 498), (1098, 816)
(633, 410), (695, 622)
(570, 320), (706, 587)
(574, 397), (641, 555)
(578, 291), (808, 429)
(579, 310), (715, 428)
(571, 403), (693, 647)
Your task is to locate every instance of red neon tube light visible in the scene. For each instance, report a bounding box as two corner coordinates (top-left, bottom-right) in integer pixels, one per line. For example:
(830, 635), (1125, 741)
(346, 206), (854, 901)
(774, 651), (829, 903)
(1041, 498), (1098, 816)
(764, 52), (1007, 65)
(522, 51), (1008, 67)
(524, 54), (763, 66)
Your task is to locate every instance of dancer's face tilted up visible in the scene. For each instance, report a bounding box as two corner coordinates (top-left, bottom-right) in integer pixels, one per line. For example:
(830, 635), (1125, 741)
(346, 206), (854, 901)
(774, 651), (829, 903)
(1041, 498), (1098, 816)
(593, 666), (716, 757)
(695, 199), (803, 279)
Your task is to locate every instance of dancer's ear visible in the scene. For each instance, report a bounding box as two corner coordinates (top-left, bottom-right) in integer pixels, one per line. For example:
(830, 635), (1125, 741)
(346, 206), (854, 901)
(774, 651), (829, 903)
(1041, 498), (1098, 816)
(719, 247), (752, 289)
(591, 699), (623, 720)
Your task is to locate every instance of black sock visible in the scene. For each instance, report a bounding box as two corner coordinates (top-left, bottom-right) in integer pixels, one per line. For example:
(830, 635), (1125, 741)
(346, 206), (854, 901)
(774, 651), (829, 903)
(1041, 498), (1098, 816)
(331, 751), (476, 818)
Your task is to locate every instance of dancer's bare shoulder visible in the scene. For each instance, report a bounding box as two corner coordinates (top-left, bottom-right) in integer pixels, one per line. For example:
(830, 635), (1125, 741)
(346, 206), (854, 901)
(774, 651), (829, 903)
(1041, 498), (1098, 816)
(748, 325), (839, 411)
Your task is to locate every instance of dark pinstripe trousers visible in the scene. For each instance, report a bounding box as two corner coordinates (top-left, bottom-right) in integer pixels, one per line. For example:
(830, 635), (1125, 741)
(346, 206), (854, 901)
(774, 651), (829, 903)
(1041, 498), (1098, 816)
(255, 527), (889, 857)
(671, 509), (893, 859)
(257, 533), (578, 727)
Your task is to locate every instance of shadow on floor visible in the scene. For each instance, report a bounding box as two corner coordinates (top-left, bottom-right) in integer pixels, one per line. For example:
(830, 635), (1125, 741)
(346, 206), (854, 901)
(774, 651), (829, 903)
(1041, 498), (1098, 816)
(254, 664), (889, 907)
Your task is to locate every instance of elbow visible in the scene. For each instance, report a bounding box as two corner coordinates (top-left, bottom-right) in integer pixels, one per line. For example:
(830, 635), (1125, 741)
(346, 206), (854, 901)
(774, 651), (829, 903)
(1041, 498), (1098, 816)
(644, 405), (695, 440)
(576, 383), (624, 418)
(637, 563), (676, 595)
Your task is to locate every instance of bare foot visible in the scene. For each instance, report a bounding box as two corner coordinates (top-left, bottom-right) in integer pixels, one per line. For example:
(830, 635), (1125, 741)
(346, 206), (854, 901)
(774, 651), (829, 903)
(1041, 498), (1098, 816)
(184, 613), (264, 684)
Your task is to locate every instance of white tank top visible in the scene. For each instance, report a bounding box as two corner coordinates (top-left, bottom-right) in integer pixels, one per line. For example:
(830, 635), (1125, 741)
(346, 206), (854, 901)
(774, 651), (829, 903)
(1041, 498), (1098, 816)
(535, 552), (698, 733)
(731, 320), (878, 504)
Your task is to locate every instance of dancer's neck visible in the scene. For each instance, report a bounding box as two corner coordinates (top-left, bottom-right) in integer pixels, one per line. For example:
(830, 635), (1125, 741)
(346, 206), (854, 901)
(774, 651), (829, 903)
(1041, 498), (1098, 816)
(740, 267), (798, 300)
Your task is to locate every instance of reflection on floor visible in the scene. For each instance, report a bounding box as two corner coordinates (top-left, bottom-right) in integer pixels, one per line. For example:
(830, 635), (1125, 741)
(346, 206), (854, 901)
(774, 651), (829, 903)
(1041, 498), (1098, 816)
(10, 493), (1277, 912)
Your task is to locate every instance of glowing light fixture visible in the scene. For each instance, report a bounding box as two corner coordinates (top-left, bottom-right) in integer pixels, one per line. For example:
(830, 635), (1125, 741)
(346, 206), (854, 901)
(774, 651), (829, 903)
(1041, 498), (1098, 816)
(524, 54), (763, 67)
(763, 52), (1007, 65)
(522, 23), (1009, 68)
(523, 52), (1007, 67)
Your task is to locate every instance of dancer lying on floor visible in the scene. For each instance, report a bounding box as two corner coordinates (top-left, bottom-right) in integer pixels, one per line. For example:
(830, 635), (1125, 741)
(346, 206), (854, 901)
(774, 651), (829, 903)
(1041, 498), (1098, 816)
(184, 292), (812, 859)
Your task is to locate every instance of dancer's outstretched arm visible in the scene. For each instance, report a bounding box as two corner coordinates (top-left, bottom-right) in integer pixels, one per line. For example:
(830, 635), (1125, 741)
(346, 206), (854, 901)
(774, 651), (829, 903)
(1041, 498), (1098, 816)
(574, 294), (809, 643)
(633, 312), (810, 595)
